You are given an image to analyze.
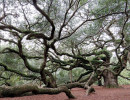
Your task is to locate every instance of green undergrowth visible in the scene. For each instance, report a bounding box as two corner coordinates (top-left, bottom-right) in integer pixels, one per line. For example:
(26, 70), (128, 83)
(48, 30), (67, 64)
(118, 69), (130, 85)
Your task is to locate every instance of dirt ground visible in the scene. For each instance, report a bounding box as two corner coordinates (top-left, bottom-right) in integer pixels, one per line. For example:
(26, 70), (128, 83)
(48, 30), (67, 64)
(0, 85), (130, 100)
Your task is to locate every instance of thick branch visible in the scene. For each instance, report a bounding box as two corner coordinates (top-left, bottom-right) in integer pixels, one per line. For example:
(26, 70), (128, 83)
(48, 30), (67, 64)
(77, 71), (93, 82)
(62, 82), (85, 89)
(1, 47), (40, 73)
(0, 38), (17, 45)
(0, 84), (75, 98)
(0, 63), (39, 79)
(32, 0), (55, 40)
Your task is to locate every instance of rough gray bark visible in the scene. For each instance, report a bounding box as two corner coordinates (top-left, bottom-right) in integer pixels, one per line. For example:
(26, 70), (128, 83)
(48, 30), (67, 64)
(0, 84), (74, 98)
(84, 72), (96, 95)
(103, 70), (118, 88)
(62, 82), (85, 89)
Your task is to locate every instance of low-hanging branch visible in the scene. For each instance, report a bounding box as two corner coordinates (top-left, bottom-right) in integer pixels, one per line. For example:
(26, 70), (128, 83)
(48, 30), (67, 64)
(50, 55), (93, 70)
(1, 48), (43, 60)
(0, 25), (34, 35)
(77, 71), (93, 82)
(0, 84), (75, 98)
(0, 62), (40, 80)
(0, 82), (90, 98)
(62, 82), (85, 89)
(119, 75), (130, 80)
(1, 44), (41, 73)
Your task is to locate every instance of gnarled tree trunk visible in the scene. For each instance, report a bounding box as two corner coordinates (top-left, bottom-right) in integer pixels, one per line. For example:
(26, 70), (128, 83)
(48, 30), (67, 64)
(103, 70), (118, 88)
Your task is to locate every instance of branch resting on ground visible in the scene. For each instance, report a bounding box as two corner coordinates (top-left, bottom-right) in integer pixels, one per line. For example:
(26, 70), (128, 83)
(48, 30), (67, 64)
(0, 84), (74, 98)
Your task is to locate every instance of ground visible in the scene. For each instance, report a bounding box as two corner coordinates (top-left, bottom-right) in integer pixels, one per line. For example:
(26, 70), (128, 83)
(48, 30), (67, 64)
(0, 85), (130, 100)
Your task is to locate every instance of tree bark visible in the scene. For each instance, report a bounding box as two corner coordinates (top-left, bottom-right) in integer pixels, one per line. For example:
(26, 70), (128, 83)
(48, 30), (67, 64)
(103, 70), (118, 88)
(0, 84), (74, 98)
(62, 82), (85, 89)
(69, 70), (73, 83)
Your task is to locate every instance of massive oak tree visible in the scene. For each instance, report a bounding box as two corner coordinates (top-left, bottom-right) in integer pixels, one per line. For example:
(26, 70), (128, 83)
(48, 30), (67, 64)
(0, 0), (129, 98)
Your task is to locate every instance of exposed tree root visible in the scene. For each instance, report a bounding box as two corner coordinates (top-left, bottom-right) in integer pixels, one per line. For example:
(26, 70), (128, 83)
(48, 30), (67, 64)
(0, 84), (75, 98)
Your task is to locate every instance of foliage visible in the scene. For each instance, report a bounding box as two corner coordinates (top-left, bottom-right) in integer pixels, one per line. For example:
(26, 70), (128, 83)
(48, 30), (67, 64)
(0, 0), (129, 89)
(118, 69), (130, 85)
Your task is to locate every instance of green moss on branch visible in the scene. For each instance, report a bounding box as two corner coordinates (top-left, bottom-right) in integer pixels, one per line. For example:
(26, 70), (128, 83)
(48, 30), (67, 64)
(0, 84), (75, 98)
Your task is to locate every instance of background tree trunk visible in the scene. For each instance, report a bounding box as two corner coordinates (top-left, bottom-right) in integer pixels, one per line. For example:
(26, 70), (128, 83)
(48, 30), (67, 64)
(103, 70), (118, 88)
(69, 70), (73, 83)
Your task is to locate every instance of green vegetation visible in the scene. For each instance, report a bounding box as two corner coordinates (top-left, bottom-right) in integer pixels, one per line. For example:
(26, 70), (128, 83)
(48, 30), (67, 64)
(118, 69), (130, 85)
(0, 0), (129, 98)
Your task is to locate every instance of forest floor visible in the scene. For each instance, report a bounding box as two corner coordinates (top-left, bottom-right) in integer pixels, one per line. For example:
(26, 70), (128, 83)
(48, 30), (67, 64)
(0, 85), (130, 100)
